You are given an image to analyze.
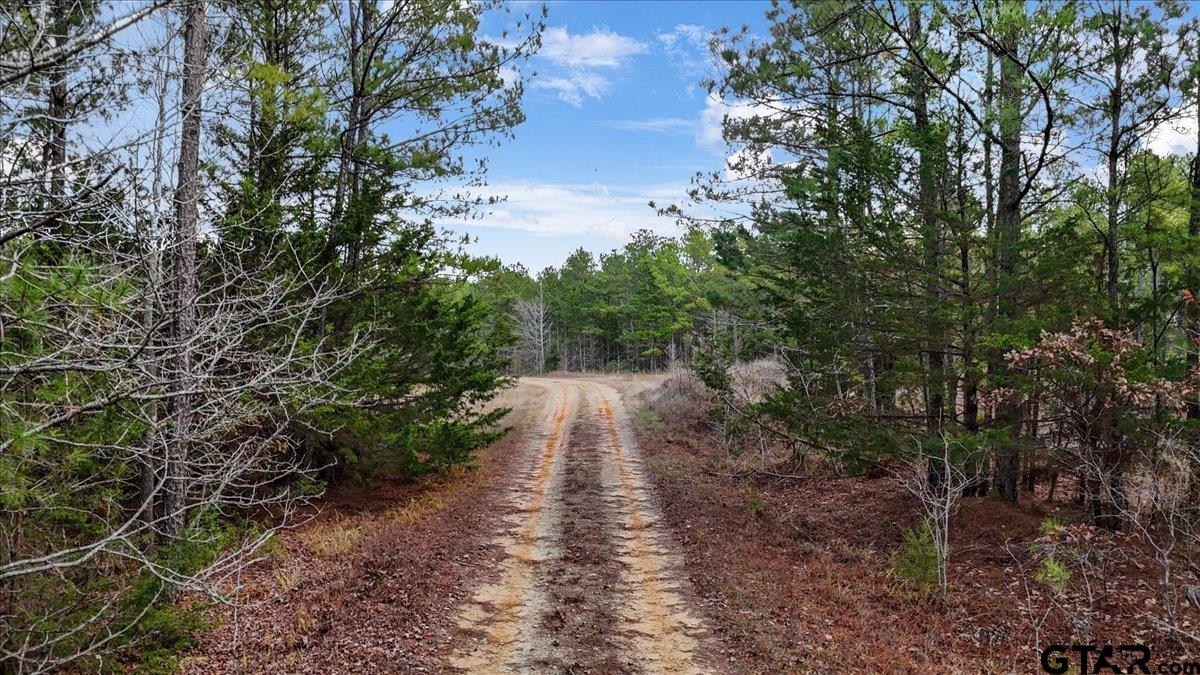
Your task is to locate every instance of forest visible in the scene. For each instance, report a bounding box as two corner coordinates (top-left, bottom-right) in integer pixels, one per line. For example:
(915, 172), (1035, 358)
(5, 0), (1200, 672)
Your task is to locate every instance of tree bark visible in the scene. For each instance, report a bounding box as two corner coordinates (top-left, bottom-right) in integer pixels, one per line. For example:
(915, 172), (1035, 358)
(992, 19), (1024, 503)
(909, 5), (945, 436)
(38, 0), (71, 247)
(981, 48), (997, 431)
(1105, 9), (1124, 327)
(165, 0), (206, 537)
(1187, 51), (1200, 514)
(1187, 52), (1200, 423)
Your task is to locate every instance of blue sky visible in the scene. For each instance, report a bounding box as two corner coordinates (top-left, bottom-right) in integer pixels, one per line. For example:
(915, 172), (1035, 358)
(442, 1), (772, 273)
(438, 1), (1200, 274)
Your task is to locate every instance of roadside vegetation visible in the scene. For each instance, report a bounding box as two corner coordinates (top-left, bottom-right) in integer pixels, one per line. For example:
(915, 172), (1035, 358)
(8, 0), (1200, 671)
(1, 1), (540, 669)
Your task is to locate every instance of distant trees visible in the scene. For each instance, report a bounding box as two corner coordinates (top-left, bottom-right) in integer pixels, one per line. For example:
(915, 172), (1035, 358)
(478, 230), (729, 374)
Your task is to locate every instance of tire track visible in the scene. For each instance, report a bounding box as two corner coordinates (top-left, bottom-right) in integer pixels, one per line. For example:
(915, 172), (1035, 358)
(585, 381), (710, 675)
(451, 378), (711, 674)
(451, 380), (574, 672)
(534, 392), (636, 673)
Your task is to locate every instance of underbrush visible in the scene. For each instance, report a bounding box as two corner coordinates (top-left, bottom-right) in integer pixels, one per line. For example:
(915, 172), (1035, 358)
(892, 521), (940, 598)
(641, 370), (714, 424)
(633, 369), (1200, 669)
(4, 510), (259, 673)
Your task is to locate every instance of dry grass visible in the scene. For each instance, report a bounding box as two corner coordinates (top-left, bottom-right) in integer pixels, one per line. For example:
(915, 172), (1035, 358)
(303, 520), (364, 557)
(273, 567), (302, 593)
(728, 358), (787, 406)
(643, 370), (713, 423)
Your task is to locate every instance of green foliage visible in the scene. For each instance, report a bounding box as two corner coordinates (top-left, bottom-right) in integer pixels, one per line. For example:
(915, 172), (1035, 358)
(746, 493), (767, 520)
(1040, 516), (1066, 536)
(475, 230), (735, 373)
(209, 0), (537, 484)
(1036, 555), (1072, 592)
(893, 521), (941, 597)
(309, 224), (515, 481)
(668, 0), (1200, 486)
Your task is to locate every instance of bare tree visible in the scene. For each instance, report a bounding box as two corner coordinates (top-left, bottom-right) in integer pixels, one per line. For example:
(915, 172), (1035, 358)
(893, 433), (977, 603)
(513, 282), (550, 373)
(0, 0), (168, 88)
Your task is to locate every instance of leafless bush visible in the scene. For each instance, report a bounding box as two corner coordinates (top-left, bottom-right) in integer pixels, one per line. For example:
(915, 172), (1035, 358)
(716, 358), (822, 475)
(892, 434), (978, 603)
(645, 370), (714, 423)
(1107, 429), (1200, 643)
(728, 358), (787, 407)
(0, 3), (361, 670)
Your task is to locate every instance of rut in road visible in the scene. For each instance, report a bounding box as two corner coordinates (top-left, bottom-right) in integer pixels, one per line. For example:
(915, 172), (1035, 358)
(451, 378), (710, 674)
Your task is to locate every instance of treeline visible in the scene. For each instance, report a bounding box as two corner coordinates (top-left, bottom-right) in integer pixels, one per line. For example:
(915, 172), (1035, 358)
(0, 0), (539, 669)
(668, 0), (1200, 593)
(474, 229), (770, 374)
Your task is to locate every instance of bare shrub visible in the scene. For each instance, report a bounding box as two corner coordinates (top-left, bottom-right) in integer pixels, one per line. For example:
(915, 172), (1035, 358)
(891, 434), (978, 604)
(728, 358), (788, 407)
(1110, 430), (1200, 644)
(645, 370), (714, 424)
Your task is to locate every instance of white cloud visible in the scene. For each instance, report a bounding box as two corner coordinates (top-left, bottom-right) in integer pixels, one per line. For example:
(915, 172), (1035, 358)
(541, 26), (647, 68)
(696, 93), (782, 153)
(601, 117), (695, 134)
(656, 23), (713, 93)
(527, 26), (646, 107)
(657, 23), (707, 53)
(498, 65), (520, 88)
(696, 94), (728, 150)
(1144, 107), (1197, 156)
(531, 71), (610, 107)
(445, 180), (685, 239)
(724, 147), (773, 182)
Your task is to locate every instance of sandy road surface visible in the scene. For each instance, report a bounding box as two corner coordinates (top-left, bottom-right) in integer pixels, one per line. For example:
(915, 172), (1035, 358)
(451, 377), (712, 674)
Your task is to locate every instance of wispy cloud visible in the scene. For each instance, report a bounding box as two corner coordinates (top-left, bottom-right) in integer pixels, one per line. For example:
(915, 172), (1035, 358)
(601, 117), (696, 134)
(696, 93), (781, 152)
(1144, 106), (1197, 156)
(656, 23), (714, 96)
(445, 180), (686, 240)
(527, 26), (646, 107)
(532, 72), (611, 107)
(541, 26), (647, 68)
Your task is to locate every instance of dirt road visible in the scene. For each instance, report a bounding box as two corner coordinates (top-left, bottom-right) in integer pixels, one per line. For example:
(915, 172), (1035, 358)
(451, 377), (712, 674)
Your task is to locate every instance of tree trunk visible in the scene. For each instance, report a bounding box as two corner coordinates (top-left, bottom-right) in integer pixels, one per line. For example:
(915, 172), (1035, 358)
(909, 5), (945, 437)
(45, 5), (68, 202)
(41, 0), (70, 242)
(165, 0), (206, 537)
(1105, 10), (1124, 327)
(982, 48), (997, 430)
(1187, 58), (1200, 423)
(1185, 50), (1200, 508)
(992, 19), (1024, 503)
